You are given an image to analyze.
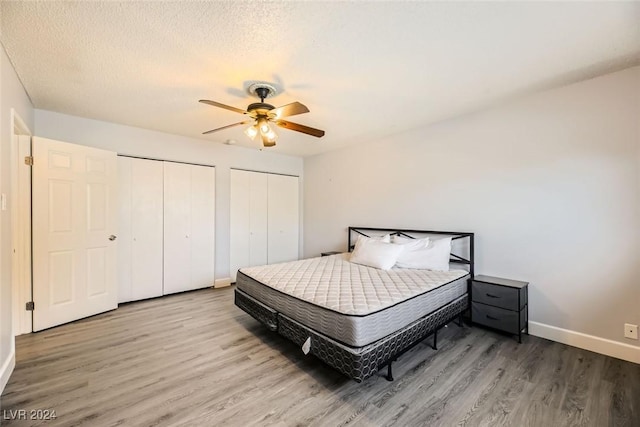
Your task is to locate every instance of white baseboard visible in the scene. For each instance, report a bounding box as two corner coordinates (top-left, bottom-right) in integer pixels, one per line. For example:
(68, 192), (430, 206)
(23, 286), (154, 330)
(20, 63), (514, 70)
(214, 278), (232, 288)
(529, 321), (640, 364)
(0, 349), (16, 394)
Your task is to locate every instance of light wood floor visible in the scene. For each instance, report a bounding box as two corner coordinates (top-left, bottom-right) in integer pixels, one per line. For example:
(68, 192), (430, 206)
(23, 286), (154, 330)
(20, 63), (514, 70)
(2, 287), (638, 426)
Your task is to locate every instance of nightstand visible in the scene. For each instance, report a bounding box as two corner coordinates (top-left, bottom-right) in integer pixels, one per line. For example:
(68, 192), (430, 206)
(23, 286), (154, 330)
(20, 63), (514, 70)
(321, 251), (341, 257)
(471, 275), (529, 343)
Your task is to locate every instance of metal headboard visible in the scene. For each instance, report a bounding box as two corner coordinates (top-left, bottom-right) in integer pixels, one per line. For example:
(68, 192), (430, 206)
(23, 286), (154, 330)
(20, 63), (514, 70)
(348, 226), (475, 278)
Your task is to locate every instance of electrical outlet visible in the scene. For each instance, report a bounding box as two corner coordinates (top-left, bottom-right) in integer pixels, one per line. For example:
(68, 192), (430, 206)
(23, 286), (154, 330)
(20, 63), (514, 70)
(624, 323), (638, 340)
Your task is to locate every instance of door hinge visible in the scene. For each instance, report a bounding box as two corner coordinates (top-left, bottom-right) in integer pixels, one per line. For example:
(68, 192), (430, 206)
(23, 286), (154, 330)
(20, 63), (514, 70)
(25, 301), (34, 311)
(24, 156), (33, 166)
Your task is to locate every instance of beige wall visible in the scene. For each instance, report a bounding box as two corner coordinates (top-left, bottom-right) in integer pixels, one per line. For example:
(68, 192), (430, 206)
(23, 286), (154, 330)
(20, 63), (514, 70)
(304, 67), (640, 355)
(0, 44), (34, 391)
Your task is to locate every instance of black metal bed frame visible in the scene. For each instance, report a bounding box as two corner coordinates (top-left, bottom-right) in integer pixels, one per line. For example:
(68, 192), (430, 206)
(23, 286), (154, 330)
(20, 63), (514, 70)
(348, 227), (475, 278)
(348, 227), (474, 380)
(235, 226), (475, 382)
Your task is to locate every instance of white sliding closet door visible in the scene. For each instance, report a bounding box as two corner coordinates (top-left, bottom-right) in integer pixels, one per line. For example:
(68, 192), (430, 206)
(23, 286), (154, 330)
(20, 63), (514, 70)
(229, 170), (250, 282)
(118, 157), (164, 303)
(118, 158), (133, 302)
(268, 174), (299, 264)
(230, 170), (298, 281)
(249, 172), (268, 266)
(230, 170), (268, 282)
(190, 165), (216, 289)
(164, 162), (215, 294)
(164, 162), (193, 294)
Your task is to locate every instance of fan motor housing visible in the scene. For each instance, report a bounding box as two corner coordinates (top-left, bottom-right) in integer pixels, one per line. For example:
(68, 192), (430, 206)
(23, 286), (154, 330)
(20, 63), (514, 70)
(247, 102), (275, 111)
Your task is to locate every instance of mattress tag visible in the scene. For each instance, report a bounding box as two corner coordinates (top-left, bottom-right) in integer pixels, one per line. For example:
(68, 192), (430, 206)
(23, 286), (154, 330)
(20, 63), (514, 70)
(302, 337), (311, 355)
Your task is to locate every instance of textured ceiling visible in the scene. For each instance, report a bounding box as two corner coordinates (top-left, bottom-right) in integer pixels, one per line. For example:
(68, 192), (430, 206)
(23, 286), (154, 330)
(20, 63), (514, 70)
(1, 1), (639, 157)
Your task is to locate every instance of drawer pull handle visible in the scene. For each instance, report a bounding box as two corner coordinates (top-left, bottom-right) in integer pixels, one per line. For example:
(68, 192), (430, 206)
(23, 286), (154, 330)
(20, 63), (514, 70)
(486, 315), (500, 321)
(486, 293), (500, 299)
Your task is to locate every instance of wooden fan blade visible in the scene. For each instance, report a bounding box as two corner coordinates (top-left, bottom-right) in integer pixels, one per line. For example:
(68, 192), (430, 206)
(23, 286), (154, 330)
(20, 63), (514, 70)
(199, 99), (247, 114)
(271, 102), (309, 119)
(202, 121), (251, 135)
(275, 120), (325, 138)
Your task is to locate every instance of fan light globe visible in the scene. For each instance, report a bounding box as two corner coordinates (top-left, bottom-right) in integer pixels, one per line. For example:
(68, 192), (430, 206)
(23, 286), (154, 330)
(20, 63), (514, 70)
(244, 125), (258, 140)
(265, 128), (277, 141)
(258, 118), (270, 134)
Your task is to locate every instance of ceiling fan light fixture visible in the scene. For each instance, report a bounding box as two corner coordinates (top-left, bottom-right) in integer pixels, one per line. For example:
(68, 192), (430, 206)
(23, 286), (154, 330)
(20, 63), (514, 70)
(261, 132), (277, 147)
(199, 84), (324, 146)
(244, 124), (258, 140)
(265, 127), (277, 141)
(257, 118), (270, 134)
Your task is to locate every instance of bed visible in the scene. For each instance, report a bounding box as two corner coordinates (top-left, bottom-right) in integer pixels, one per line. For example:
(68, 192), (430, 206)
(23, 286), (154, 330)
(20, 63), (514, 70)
(234, 227), (475, 382)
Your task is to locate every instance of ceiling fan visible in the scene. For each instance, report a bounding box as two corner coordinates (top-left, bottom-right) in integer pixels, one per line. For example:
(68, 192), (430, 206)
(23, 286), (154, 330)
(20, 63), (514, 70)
(199, 83), (325, 147)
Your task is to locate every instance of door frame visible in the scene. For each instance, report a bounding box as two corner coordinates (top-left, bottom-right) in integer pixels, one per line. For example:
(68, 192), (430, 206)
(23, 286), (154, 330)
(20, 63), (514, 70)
(10, 109), (33, 335)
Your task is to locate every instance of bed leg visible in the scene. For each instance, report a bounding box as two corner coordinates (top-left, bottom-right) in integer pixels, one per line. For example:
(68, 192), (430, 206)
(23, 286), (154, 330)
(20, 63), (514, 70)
(385, 363), (394, 381)
(432, 329), (438, 350)
(457, 313), (463, 327)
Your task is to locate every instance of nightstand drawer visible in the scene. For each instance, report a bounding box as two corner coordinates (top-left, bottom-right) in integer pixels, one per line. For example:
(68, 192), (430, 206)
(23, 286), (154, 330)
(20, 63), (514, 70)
(472, 281), (520, 310)
(472, 302), (524, 334)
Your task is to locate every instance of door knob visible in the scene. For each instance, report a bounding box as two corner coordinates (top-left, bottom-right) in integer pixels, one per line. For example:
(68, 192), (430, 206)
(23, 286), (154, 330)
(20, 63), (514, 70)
(109, 235), (117, 241)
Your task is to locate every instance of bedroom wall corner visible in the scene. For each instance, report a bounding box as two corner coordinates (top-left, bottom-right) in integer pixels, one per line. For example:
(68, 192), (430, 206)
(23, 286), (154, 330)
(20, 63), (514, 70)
(303, 66), (640, 359)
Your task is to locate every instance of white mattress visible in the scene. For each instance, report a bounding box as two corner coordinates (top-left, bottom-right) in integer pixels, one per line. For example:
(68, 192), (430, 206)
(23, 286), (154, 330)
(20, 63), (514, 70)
(236, 253), (469, 347)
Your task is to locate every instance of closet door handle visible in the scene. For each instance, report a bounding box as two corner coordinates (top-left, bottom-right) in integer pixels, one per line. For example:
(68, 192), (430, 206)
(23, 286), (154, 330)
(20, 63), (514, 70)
(109, 235), (117, 241)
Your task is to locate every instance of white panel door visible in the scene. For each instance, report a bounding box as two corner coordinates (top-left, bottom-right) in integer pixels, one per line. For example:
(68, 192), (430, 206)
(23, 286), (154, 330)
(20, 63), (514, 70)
(267, 174), (299, 264)
(163, 162), (192, 294)
(189, 164), (215, 290)
(119, 157), (165, 302)
(249, 172), (268, 267)
(229, 169), (250, 282)
(32, 137), (118, 331)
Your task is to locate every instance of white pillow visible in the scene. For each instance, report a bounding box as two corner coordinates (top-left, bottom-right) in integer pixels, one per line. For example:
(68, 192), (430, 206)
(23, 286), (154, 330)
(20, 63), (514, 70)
(392, 235), (430, 250)
(392, 236), (430, 266)
(350, 236), (404, 270)
(395, 237), (452, 271)
(350, 233), (389, 251)
(366, 233), (391, 243)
